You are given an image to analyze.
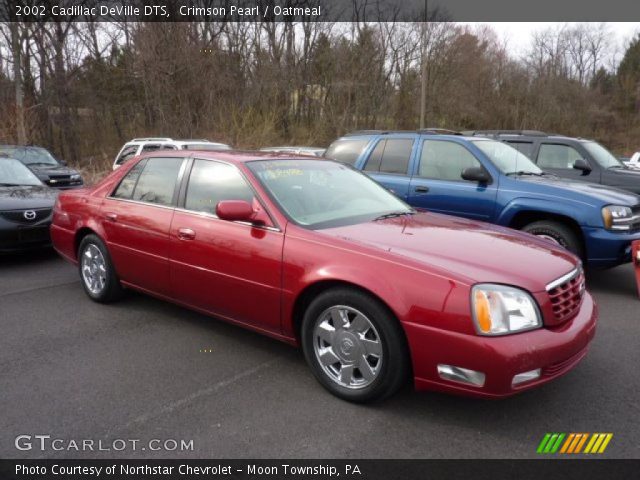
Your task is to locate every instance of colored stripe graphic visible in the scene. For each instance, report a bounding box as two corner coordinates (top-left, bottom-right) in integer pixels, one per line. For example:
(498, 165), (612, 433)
(538, 433), (613, 454)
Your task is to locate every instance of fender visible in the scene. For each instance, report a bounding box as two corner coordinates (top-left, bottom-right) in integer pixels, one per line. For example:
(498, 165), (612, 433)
(496, 197), (597, 228)
(280, 258), (458, 339)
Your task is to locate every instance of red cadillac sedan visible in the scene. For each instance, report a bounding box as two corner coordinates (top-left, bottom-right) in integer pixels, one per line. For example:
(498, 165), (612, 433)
(51, 151), (597, 402)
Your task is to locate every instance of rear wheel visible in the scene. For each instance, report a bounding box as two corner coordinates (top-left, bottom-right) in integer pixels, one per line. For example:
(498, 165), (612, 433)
(521, 220), (583, 257)
(301, 287), (409, 403)
(78, 234), (123, 303)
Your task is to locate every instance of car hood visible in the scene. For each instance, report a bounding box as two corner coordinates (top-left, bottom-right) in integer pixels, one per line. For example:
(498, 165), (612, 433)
(515, 175), (639, 206)
(0, 185), (58, 210)
(28, 165), (79, 176)
(320, 212), (578, 293)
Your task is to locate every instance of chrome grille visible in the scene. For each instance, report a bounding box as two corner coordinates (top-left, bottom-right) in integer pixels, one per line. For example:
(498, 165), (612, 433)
(546, 267), (585, 323)
(0, 208), (52, 224)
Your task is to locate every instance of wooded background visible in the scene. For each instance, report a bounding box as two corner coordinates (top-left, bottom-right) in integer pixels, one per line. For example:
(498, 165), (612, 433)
(2, 20), (640, 177)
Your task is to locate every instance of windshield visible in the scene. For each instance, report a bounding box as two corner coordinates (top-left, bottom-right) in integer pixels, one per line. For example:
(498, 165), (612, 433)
(247, 159), (412, 229)
(0, 158), (43, 186)
(472, 140), (543, 175)
(0, 146), (59, 166)
(582, 141), (624, 169)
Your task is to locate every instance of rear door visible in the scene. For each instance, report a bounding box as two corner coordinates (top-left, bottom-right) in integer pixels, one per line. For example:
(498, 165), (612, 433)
(361, 137), (416, 199)
(169, 159), (284, 333)
(408, 139), (498, 220)
(101, 156), (186, 296)
(535, 142), (601, 183)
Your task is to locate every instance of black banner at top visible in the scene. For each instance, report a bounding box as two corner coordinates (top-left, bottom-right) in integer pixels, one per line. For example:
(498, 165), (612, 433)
(2, 0), (640, 22)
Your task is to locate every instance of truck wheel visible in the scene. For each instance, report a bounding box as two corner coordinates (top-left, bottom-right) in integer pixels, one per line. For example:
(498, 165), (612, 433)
(522, 221), (583, 258)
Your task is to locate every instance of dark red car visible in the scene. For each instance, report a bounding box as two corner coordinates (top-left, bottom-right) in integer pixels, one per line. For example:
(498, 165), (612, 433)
(51, 152), (597, 402)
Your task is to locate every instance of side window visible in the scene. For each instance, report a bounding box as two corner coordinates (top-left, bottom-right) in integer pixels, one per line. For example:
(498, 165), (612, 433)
(184, 160), (254, 215)
(112, 159), (148, 199)
(131, 157), (184, 206)
(363, 140), (385, 172)
(419, 140), (481, 181)
(379, 139), (413, 174)
(324, 139), (369, 165)
(507, 141), (534, 159)
(537, 144), (583, 169)
(141, 144), (163, 153)
(115, 145), (139, 166)
(364, 139), (413, 174)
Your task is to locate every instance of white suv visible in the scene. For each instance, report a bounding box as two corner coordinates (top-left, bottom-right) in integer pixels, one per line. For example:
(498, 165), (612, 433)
(112, 138), (231, 170)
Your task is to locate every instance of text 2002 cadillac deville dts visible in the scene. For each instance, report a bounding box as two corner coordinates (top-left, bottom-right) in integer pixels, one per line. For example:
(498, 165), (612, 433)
(51, 152), (597, 402)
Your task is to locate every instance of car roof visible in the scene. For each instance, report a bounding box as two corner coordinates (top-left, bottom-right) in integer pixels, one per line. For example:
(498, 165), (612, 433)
(125, 138), (227, 145)
(0, 144), (48, 149)
(137, 149), (329, 165)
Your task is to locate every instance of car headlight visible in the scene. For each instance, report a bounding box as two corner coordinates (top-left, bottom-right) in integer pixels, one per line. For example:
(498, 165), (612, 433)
(602, 205), (634, 231)
(471, 284), (542, 336)
(70, 174), (81, 181)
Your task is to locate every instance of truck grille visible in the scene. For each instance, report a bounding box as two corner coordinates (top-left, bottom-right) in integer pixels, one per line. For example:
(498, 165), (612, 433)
(546, 267), (585, 323)
(0, 208), (52, 224)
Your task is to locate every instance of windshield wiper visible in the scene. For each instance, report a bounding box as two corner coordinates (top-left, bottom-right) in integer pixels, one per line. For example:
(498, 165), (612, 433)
(607, 165), (625, 169)
(507, 171), (543, 177)
(26, 162), (55, 167)
(373, 211), (415, 221)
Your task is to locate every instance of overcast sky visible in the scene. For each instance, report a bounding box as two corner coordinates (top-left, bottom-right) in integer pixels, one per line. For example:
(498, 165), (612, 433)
(461, 22), (640, 61)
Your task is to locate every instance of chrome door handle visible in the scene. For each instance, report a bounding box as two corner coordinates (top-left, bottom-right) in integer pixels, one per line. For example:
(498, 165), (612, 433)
(177, 228), (196, 240)
(105, 212), (118, 222)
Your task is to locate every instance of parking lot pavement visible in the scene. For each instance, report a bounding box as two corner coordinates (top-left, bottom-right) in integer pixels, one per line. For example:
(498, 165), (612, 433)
(1, 251), (638, 459)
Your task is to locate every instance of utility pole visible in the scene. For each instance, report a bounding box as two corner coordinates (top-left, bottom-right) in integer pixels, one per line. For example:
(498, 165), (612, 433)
(419, 20), (427, 129)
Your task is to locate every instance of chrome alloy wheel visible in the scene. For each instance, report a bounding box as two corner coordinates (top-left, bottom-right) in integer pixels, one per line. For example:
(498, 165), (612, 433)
(81, 244), (107, 295)
(313, 305), (383, 389)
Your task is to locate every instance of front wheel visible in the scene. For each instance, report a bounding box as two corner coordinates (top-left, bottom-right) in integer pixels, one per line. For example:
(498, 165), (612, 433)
(301, 287), (410, 403)
(521, 220), (583, 258)
(78, 234), (123, 303)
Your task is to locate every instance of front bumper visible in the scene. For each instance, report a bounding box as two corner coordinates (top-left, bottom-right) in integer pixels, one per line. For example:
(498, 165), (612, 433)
(583, 227), (640, 268)
(405, 292), (597, 398)
(0, 223), (52, 252)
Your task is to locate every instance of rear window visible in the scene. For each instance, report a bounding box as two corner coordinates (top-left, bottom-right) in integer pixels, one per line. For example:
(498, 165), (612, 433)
(364, 139), (413, 174)
(324, 139), (369, 165)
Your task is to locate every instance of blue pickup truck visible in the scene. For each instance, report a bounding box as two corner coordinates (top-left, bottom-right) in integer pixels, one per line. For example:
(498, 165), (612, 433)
(325, 130), (640, 268)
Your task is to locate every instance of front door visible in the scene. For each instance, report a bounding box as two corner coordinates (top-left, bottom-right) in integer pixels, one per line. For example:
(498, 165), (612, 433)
(408, 139), (498, 221)
(169, 159), (284, 333)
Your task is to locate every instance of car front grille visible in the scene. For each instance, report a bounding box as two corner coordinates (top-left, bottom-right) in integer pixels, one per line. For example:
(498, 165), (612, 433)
(46, 175), (79, 188)
(630, 206), (640, 232)
(546, 267), (585, 324)
(0, 208), (52, 224)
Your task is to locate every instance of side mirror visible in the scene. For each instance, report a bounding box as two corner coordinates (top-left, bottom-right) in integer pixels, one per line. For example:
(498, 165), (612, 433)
(59, 159), (67, 166)
(461, 167), (490, 183)
(573, 159), (592, 174)
(216, 200), (255, 222)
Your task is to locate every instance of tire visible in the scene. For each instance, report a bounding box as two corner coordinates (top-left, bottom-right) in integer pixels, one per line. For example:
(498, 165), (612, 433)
(521, 220), (583, 258)
(77, 234), (123, 303)
(301, 287), (410, 403)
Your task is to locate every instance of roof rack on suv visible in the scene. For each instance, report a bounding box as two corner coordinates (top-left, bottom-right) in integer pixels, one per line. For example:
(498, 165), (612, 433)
(130, 137), (173, 142)
(345, 128), (462, 136)
(463, 130), (548, 137)
(180, 139), (212, 142)
(418, 128), (462, 135)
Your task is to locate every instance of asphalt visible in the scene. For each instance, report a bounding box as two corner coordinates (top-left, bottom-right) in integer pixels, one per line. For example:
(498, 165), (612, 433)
(1, 250), (638, 459)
